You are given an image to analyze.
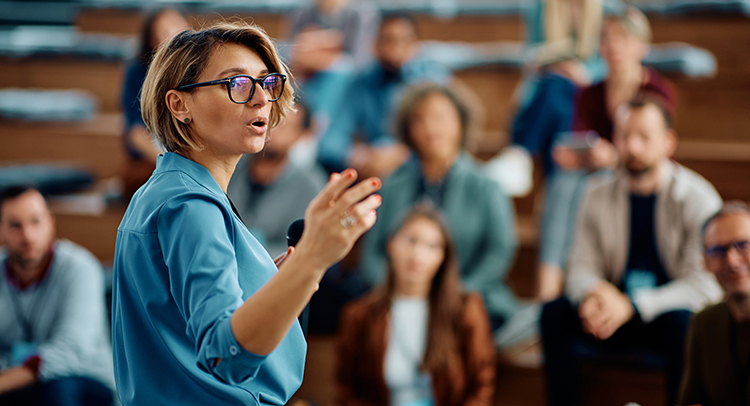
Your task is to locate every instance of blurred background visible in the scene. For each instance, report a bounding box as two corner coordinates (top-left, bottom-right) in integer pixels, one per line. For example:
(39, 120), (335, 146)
(1, 0), (749, 405)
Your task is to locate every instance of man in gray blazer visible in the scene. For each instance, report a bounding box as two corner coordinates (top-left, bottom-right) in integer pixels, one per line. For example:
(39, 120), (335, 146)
(541, 96), (723, 406)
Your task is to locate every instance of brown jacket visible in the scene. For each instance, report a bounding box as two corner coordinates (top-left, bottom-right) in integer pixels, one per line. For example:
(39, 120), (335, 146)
(335, 292), (496, 406)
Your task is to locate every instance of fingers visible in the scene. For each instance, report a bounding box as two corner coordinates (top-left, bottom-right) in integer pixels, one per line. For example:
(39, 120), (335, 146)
(578, 296), (599, 320)
(273, 247), (294, 268)
(334, 176), (382, 213)
(314, 169), (359, 209)
(343, 194), (382, 234)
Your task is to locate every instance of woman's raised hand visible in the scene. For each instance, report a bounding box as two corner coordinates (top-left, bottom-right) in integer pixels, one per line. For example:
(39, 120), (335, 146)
(294, 168), (382, 271)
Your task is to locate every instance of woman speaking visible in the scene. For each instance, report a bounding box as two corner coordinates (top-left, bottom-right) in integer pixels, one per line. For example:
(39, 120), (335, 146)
(111, 21), (382, 405)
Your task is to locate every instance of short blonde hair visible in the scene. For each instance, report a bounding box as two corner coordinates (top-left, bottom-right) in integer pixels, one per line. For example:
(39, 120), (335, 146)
(608, 6), (651, 43)
(140, 21), (295, 154)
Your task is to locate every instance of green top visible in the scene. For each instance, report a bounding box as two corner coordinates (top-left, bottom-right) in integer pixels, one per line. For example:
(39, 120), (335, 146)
(360, 154), (518, 323)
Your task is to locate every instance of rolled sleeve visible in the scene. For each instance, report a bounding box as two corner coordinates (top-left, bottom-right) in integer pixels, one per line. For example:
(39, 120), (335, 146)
(157, 192), (268, 384)
(199, 317), (269, 385)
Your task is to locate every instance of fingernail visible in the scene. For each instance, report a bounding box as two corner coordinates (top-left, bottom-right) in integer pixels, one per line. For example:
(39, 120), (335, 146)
(373, 194), (382, 204)
(345, 170), (355, 179)
(370, 210), (377, 216)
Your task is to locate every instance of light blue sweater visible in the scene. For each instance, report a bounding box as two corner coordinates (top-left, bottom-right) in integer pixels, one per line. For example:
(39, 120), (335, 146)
(0, 240), (114, 390)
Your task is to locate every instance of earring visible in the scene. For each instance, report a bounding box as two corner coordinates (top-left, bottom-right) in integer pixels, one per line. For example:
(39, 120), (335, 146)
(183, 118), (191, 124)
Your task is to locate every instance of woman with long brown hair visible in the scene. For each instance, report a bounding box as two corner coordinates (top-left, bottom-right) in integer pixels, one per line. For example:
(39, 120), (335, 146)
(336, 205), (496, 406)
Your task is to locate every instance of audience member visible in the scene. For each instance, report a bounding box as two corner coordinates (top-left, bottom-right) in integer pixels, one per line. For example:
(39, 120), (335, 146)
(227, 101), (326, 258)
(679, 202), (750, 405)
(540, 97), (722, 406)
(120, 8), (189, 198)
(288, 0), (380, 68)
(513, 0), (605, 176)
(337, 205), (495, 406)
(536, 7), (678, 300)
(0, 187), (114, 405)
(317, 14), (451, 178)
(361, 83), (518, 331)
(287, 0), (379, 143)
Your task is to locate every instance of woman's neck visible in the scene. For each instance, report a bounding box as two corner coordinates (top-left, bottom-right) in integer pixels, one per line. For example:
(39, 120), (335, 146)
(181, 149), (241, 193)
(393, 281), (430, 300)
(420, 152), (459, 184)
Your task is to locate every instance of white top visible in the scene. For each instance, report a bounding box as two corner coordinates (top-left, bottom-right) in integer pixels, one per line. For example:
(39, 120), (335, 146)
(384, 297), (434, 406)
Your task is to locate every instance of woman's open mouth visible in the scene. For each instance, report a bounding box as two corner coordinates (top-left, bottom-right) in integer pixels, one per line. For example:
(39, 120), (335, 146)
(248, 116), (268, 134)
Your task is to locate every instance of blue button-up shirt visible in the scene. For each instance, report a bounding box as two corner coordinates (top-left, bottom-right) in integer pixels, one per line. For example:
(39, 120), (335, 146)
(112, 152), (306, 405)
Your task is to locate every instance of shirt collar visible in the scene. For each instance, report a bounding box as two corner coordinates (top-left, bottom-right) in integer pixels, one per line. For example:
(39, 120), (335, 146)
(155, 152), (225, 197)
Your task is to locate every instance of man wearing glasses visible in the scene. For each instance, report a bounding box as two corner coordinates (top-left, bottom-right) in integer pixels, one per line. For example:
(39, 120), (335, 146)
(678, 202), (750, 406)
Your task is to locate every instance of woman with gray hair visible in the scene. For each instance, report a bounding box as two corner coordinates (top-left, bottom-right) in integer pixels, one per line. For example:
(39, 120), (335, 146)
(111, 21), (382, 406)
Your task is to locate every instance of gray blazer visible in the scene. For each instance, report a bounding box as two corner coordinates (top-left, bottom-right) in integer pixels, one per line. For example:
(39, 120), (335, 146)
(360, 155), (519, 321)
(566, 160), (724, 322)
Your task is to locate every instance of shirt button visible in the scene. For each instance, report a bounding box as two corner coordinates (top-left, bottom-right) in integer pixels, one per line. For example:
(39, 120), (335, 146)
(230, 346), (239, 356)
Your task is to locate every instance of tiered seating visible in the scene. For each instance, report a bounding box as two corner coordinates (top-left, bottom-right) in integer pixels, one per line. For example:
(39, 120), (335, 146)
(2, 2), (749, 404)
(0, 114), (125, 180)
(55, 206), (125, 264)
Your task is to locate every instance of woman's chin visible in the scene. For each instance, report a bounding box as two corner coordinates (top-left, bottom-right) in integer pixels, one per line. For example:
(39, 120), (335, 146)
(242, 136), (267, 155)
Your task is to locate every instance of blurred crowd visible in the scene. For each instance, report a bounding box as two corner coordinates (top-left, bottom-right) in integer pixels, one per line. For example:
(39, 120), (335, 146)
(1, 0), (749, 405)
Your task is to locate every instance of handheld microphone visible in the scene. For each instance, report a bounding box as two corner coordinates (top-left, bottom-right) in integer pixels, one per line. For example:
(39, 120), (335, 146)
(286, 219), (305, 248)
(286, 219), (310, 336)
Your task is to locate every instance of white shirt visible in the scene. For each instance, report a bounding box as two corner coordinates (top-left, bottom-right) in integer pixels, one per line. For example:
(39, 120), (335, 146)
(384, 298), (434, 406)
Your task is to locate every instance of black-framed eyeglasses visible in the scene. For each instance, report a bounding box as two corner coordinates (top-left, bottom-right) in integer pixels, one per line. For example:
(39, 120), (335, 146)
(176, 73), (287, 104)
(705, 240), (750, 261)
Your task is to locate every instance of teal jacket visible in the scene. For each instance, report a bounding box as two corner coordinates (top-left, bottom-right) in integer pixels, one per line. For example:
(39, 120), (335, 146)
(360, 154), (519, 322)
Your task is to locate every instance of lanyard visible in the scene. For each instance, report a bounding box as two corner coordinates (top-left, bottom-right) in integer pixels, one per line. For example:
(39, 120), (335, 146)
(729, 317), (750, 406)
(3, 251), (54, 343)
(7, 285), (33, 343)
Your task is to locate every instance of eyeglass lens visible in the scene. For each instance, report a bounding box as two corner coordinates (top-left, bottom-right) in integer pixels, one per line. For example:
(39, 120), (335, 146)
(706, 240), (750, 259)
(229, 74), (283, 103)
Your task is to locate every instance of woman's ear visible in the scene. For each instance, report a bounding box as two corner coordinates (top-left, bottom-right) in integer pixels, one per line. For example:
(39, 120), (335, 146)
(165, 89), (191, 123)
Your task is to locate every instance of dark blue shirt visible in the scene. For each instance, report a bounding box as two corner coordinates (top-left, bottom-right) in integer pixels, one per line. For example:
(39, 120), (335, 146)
(120, 61), (149, 160)
(620, 194), (671, 297)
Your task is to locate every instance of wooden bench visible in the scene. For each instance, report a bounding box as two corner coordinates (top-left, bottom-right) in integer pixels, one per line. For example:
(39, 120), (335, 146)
(0, 57), (125, 113)
(54, 205), (125, 264)
(675, 140), (750, 202)
(0, 114), (125, 180)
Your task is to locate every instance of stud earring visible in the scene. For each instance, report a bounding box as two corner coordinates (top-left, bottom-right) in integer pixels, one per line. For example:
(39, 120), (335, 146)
(183, 118), (191, 124)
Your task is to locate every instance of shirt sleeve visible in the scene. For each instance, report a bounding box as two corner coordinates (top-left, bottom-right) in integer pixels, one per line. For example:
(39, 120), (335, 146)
(677, 315), (708, 405)
(460, 294), (496, 406)
(36, 248), (108, 381)
(317, 82), (361, 173)
(462, 180), (518, 292)
(157, 194), (269, 385)
(121, 62), (147, 131)
(566, 184), (607, 303)
(631, 180), (723, 322)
